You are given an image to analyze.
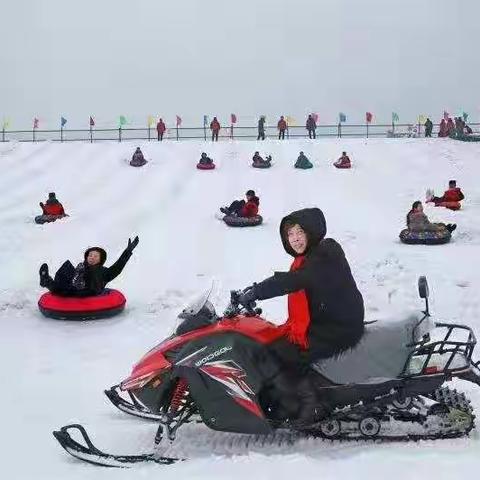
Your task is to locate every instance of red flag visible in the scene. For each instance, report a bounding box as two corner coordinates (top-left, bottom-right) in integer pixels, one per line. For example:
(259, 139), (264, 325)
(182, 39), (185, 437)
(33, 118), (39, 129)
(312, 113), (319, 123)
(176, 115), (182, 127)
(443, 111), (449, 121)
(366, 112), (373, 123)
(230, 113), (237, 124)
(89, 116), (95, 127)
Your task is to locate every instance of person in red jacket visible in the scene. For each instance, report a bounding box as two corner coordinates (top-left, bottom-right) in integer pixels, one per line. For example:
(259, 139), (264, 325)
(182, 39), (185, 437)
(156, 118), (166, 141)
(220, 189), (260, 218)
(277, 116), (287, 140)
(39, 192), (65, 216)
(438, 119), (448, 137)
(210, 117), (221, 142)
(333, 151), (351, 168)
(427, 180), (465, 208)
(446, 117), (455, 137)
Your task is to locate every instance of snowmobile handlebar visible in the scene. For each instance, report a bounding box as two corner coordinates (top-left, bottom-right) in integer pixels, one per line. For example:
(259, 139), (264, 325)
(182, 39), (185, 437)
(224, 290), (262, 318)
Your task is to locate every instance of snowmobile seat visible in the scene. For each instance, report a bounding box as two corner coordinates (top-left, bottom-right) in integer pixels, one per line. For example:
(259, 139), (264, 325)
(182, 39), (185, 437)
(223, 215), (263, 227)
(312, 313), (429, 384)
(38, 288), (126, 320)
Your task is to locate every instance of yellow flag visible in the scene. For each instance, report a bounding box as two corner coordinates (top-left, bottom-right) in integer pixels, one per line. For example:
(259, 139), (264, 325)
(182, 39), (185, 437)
(418, 115), (426, 124)
(2, 119), (10, 129)
(286, 116), (296, 126)
(147, 115), (155, 127)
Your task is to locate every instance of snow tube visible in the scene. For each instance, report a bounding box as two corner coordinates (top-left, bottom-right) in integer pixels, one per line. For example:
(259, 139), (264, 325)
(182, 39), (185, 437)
(454, 135), (480, 142)
(35, 214), (67, 225)
(223, 215), (263, 227)
(435, 201), (461, 211)
(399, 229), (451, 245)
(334, 163), (351, 169)
(129, 158), (147, 167)
(38, 288), (126, 320)
(252, 162), (271, 169)
(196, 163), (215, 170)
(295, 163), (313, 169)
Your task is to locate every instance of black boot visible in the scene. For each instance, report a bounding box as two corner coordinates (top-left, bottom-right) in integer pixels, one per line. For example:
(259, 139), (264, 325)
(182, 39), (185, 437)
(39, 263), (53, 288)
(446, 223), (457, 233)
(220, 207), (230, 215)
(292, 375), (330, 428)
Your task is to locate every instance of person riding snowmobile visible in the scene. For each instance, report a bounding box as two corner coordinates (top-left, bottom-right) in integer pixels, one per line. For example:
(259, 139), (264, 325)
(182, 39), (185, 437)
(39, 236), (139, 297)
(238, 208), (364, 423)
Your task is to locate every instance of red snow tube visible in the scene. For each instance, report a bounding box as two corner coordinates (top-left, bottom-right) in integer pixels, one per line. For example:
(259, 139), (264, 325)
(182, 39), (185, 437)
(38, 289), (126, 320)
(435, 201), (461, 211)
(197, 163), (215, 170)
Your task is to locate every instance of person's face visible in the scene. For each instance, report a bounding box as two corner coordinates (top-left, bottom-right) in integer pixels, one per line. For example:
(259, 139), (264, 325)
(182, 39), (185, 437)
(415, 203), (423, 213)
(87, 250), (101, 266)
(287, 224), (308, 255)
(246, 194), (253, 202)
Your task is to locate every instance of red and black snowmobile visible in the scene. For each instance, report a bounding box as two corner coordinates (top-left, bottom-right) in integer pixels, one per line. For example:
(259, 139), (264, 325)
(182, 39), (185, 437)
(54, 277), (480, 467)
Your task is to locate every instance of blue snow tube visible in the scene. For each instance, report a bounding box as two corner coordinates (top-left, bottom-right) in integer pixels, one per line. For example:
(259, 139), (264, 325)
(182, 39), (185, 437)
(399, 228), (451, 245)
(223, 215), (263, 227)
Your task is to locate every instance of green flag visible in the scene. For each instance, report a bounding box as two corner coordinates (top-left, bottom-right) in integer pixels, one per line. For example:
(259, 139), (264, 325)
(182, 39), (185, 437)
(462, 112), (469, 121)
(119, 115), (127, 126)
(392, 112), (399, 122)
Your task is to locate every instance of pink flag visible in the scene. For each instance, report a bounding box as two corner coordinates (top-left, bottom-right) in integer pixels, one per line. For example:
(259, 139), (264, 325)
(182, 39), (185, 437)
(89, 116), (95, 127)
(443, 111), (449, 121)
(312, 113), (319, 123)
(176, 115), (182, 127)
(230, 113), (237, 124)
(366, 112), (373, 123)
(33, 118), (39, 129)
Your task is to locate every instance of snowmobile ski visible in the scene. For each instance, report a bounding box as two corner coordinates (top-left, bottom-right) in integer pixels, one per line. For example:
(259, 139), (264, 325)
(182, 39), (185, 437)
(52, 424), (182, 468)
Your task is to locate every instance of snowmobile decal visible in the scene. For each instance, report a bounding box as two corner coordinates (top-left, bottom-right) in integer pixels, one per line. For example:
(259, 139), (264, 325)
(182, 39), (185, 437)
(200, 360), (264, 418)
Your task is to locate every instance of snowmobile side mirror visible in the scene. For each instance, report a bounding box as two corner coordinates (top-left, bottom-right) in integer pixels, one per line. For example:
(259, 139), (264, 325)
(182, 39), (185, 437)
(418, 276), (430, 316)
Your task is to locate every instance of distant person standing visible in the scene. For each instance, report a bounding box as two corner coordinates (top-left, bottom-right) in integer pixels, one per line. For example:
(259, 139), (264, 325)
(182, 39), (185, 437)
(277, 116), (287, 140)
(257, 116), (266, 140)
(306, 114), (317, 139)
(424, 118), (433, 138)
(210, 117), (221, 142)
(156, 118), (166, 141)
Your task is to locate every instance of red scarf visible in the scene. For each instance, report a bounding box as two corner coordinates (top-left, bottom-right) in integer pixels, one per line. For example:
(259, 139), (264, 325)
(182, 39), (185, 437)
(280, 255), (311, 350)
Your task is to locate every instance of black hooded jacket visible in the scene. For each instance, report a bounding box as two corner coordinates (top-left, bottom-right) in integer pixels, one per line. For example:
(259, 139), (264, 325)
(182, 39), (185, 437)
(254, 208), (364, 359)
(80, 246), (132, 295)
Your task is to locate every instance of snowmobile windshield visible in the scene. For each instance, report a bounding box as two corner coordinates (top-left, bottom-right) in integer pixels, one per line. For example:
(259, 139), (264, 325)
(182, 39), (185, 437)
(175, 288), (217, 336)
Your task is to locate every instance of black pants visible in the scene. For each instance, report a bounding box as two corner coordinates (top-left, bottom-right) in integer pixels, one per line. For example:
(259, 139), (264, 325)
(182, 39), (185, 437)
(425, 130), (432, 138)
(212, 131), (219, 141)
(47, 261), (95, 297)
(157, 132), (164, 141)
(257, 131), (265, 140)
(278, 130), (285, 140)
(226, 200), (245, 215)
(308, 129), (316, 139)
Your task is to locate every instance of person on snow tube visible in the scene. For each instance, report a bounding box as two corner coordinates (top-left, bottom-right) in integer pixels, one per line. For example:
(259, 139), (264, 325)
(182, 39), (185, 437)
(130, 147), (147, 167)
(220, 189), (259, 218)
(294, 151), (313, 169)
(39, 236), (139, 297)
(333, 151), (351, 169)
(198, 152), (214, 166)
(426, 180), (464, 210)
(406, 201), (456, 234)
(252, 152), (272, 167)
(39, 192), (66, 216)
(237, 208), (365, 424)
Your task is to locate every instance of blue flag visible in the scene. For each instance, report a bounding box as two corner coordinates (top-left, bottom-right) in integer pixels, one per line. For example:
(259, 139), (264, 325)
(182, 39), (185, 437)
(61, 117), (67, 127)
(339, 112), (347, 123)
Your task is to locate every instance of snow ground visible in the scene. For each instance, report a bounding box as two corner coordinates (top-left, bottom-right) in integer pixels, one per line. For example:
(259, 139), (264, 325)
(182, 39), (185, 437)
(1, 138), (480, 479)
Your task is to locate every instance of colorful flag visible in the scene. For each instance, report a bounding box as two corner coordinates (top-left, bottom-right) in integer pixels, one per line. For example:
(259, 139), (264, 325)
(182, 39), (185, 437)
(462, 112), (469, 121)
(443, 111), (449, 121)
(392, 112), (399, 122)
(366, 112), (373, 123)
(147, 115), (155, 127)
(33, 118), (39, 129)
(2, 119), (10, 130)
(338, 112), (347, 123)
(312, 113), (319, 123)
(119, 115), (127, 126)
(418, 114), (427, 124)
(285, 115), (296, 126)
(89, 116), (95, 127)
(176, 115), (182, 127)
(230, 113), (237, 124)
(61, 117), (67, 127)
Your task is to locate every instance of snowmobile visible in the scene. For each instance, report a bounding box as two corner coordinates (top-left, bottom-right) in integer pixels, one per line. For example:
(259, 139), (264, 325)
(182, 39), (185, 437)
(54, 276), (480, 467)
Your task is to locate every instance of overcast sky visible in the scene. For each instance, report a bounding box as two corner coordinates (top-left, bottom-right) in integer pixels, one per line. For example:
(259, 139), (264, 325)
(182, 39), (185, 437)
(1, 0), (479, 128)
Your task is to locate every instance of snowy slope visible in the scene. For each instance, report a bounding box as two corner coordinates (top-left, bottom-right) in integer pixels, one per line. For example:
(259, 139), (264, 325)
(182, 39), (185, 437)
(1, 138), (480, 480)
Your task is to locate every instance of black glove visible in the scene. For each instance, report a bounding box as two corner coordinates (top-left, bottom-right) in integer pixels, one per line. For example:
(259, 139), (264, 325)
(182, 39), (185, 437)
(237, 284), (258, 308)
(127, 236), (139, 253)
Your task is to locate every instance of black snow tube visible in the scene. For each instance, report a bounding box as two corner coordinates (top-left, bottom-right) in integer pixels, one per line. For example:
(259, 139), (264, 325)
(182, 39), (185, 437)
(223, 215), (263, 227)
(38, 288), (126, 320)
(252, 162), (271, 169)
(129, 158), (148, 167)
(399, 228), (451, 245)
(35, 214), (67, 225)
(454, 134), (480, 142)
